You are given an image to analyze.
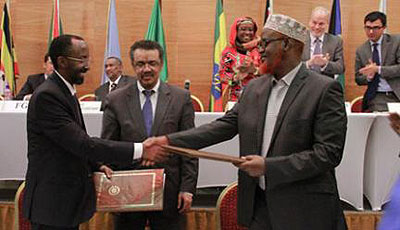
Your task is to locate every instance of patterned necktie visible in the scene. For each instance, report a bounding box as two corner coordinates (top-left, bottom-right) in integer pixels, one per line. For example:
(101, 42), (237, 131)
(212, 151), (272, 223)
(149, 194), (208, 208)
(142, 90), (153, 136)
(110, 83), (117, 92)
(362, 43), (381, 111)
(312, 38), (322, 72)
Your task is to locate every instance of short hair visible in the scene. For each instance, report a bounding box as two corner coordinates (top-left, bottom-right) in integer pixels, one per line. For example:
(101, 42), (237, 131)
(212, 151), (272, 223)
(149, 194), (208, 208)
(44, 53), (51, 63)
(106, 56), (122, 65)
(129, 40), (164, 63)
(311, 6), (330, 19)
(364, 11), (387, 27)
(48, 34), (84, 70)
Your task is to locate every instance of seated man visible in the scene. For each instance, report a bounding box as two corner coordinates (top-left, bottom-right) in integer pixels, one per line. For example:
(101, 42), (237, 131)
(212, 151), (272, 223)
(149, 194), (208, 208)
(15, 53), (53, 100)
(94, 56), (133, 104)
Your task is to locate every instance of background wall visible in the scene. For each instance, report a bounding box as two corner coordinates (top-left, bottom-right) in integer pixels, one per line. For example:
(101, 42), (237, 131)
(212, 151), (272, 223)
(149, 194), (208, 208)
(9, 0), (400, 110)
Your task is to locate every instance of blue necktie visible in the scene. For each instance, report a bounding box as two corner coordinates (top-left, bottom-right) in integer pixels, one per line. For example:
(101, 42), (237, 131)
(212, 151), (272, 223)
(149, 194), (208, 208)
(142, 90), (153, 136)
(362, 43), (381, 111)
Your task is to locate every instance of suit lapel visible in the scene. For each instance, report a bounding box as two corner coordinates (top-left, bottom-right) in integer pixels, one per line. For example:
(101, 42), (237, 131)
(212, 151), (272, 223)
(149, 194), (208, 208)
(381, 34), (390, 65)
(322, 33), (328, 54)
(126, 81), (148, 137)
(49, 74), (86, 130)
(152, 82), (171, 136)
(256, 75), (273, 152)
(269, 65), (308, 147)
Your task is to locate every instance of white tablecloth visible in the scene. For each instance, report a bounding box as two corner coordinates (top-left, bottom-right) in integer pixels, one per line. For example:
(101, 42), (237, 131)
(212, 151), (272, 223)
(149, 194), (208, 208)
(0, 111), (399, 210)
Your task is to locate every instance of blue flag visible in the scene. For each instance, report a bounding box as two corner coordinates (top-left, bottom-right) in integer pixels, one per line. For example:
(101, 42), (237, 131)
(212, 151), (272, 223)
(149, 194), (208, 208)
(328, 0), (345, 91)
(102, 0), (121, 84)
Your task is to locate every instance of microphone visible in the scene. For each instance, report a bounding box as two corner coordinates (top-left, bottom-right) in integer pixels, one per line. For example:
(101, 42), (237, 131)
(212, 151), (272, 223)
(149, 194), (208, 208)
(184, 79), (190, 90)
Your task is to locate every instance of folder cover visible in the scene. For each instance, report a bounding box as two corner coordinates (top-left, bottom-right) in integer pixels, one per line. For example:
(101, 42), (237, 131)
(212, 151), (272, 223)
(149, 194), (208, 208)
(94, 169), (164, 212)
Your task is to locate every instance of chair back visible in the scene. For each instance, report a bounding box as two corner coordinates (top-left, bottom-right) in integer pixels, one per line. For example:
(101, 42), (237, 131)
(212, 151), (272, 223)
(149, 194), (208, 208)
(216, 182), (248, 230)
(79, 94), (96, 101)
(350, 96), (363, 113)
(14, 181), (31, 230)
(191, 95), (204, 112)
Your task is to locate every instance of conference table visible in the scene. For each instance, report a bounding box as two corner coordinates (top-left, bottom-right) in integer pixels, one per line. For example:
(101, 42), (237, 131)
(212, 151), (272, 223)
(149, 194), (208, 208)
(0, 102), (399, 211)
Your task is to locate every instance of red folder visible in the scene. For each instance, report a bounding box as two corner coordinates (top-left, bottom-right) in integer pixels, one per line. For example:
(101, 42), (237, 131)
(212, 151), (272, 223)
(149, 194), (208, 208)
(94, 169), (165, 212)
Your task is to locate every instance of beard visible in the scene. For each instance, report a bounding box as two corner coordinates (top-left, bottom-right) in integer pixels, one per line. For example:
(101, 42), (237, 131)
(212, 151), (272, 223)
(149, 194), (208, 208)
(259, 53), (283, 75)
(71, 66), (88, 85)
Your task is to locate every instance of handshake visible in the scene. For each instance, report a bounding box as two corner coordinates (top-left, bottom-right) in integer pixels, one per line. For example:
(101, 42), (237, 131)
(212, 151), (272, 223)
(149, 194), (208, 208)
(141, 136), (170, 166)
(100, 136), (169, 179)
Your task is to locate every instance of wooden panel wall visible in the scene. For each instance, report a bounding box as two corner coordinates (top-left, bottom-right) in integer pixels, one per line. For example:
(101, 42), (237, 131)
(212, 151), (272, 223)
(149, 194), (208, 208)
(9, 0), (400, 110)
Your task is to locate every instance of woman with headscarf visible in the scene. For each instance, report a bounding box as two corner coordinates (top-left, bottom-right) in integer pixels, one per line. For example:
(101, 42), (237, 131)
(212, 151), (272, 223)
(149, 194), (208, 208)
(220, 16), (261, 103)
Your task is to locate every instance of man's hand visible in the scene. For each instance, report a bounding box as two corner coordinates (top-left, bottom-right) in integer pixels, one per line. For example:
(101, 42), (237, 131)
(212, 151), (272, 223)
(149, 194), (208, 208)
(141, 136), (170, 166)
(177, 192), (193, 214)
(308, 53), (330, 67)
(234, 155), (266, 177)
(359, 59), (379, 79)
(99, 165), (113, 179)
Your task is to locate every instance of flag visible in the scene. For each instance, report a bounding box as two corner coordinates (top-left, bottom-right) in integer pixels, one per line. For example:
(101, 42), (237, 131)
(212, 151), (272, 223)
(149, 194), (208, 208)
(328, 0), (345, 91)
(102, 0), (121, 84)
(48, 0), (63, 49)
(263, 0), (273, 25)
(145, 0), (168, 82)
(209, 0), (227, 112)
(379, 0), (388, 32)
(0, 3), (19, 95)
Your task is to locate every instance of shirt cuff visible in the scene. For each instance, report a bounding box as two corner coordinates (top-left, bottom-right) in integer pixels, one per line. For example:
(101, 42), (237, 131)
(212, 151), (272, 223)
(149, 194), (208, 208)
(378, 66), (381, 75)
(180, 191), (193, 197)
(133, 143), (143, 160)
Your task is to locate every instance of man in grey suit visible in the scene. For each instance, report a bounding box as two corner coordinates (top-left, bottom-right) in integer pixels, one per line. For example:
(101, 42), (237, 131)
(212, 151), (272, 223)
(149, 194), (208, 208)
(101, 40), (198, 230)
(355, 11), (400, 112)
(152, 14), (347, 230)
(94, 57), (134, 106)
(301, 7), (345, 78)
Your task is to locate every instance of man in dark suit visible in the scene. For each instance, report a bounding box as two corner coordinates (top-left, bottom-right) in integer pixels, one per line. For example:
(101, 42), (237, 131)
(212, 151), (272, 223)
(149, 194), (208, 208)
(301, 7), (345, 78)
(14, 53), (54, 100)
(152, 14), (347, 230)
(355, 11), (400, 112)
(23, 34), (168, 230)
(94, 56), (134, 104)
(101, 40), (198, 230)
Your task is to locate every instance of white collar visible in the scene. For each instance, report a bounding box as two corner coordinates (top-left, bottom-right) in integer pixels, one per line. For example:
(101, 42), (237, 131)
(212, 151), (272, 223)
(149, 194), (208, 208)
(273, 63), (302, 86)
(109, 75), (122, 85)
(137, 79), (161, 93)
(53, 70), (76, 95)
(369, 35), (383, 46)
(310, 33), (325, 44)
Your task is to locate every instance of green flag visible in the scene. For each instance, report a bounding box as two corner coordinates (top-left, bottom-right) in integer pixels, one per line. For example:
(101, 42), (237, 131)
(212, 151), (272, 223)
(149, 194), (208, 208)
(145, 0), (168, 82)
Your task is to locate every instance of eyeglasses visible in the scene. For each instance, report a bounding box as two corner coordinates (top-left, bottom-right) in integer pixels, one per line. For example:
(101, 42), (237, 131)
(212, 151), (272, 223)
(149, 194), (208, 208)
(258, 38), (286, 49)
(364, 26), (384, 31)
(64, 56), (89, 63)
(134, 61), (160, 69)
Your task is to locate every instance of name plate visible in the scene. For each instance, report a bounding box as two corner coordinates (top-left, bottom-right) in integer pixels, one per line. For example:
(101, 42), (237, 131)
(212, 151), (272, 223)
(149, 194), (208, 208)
(388, 103), (400, 113)
(80, 101), (101, 112)
(94, 169), (165, 212)
(0, 101), (29, 112)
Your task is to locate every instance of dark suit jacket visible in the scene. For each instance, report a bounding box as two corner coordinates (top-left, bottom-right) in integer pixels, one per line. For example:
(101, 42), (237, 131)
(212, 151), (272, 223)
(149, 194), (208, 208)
(302, 32), (345, 78)
(15, 73), (46, 100)
(101, 80), (198, 217)
(168, 64), (347, 229)
(355, 34), (400, 99)
(23, 73), (134, 227)
(94, 75), (134, 102)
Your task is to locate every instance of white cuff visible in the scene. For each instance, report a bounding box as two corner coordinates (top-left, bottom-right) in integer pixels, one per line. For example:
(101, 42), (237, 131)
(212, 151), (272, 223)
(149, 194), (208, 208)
(133, 143), (143, 159)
